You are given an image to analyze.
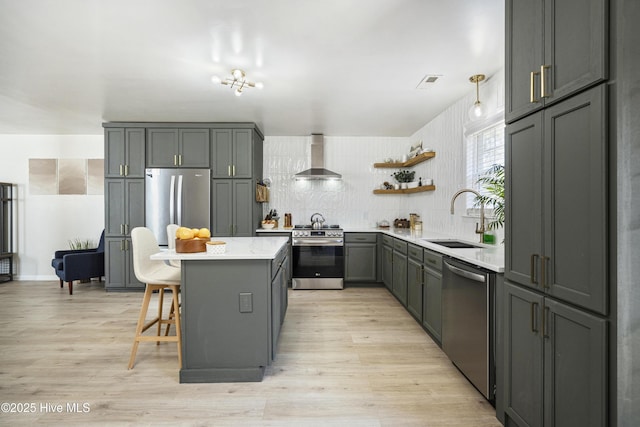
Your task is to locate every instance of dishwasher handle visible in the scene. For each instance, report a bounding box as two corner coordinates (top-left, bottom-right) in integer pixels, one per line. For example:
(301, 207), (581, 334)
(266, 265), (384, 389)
(444, 260), (486, 283)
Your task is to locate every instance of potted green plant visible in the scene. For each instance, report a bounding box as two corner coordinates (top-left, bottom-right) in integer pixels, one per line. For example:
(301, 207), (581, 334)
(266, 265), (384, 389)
(474, 164), (505, 232)
(391, 170), (416, 188)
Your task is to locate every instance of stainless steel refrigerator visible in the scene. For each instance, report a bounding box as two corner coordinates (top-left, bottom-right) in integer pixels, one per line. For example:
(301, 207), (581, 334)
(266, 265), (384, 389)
(145, 168), (210, 246)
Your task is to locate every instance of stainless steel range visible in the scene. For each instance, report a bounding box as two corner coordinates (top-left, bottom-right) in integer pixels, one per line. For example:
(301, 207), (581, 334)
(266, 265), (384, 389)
(291, 219), (344, 290)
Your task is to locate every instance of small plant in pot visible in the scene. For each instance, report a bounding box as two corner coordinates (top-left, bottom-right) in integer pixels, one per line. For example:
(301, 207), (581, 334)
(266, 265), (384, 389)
(391, 170), (415, 188)
(474, 164), (505, 243)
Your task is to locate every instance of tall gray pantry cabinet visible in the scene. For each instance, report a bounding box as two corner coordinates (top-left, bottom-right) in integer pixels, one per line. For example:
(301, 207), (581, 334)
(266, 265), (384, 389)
(104, 128), (145, 290)
(103, 122), (264, 291)
(502, 1), (610, 426)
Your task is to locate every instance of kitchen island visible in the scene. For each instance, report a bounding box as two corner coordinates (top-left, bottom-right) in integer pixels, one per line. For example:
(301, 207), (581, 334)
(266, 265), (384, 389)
(151, 236), (290, 383)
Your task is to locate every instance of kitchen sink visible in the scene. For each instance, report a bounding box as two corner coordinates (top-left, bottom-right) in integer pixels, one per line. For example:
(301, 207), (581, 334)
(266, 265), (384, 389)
(423, 239), (483, 249)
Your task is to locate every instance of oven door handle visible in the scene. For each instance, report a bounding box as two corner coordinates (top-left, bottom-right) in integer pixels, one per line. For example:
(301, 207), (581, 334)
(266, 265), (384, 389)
(293, 239), (343, 246)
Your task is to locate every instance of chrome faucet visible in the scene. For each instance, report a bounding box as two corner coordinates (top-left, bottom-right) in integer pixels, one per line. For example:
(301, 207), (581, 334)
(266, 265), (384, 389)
(450, 188), (485, 243)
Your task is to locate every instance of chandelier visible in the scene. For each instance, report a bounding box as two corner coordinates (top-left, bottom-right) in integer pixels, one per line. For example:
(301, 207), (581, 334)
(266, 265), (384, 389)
(211, 69), (263, 96)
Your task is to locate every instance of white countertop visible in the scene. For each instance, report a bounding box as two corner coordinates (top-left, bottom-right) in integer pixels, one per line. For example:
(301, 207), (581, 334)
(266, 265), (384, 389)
(151, 236), (289, 261)
(256, 226), (504, 272)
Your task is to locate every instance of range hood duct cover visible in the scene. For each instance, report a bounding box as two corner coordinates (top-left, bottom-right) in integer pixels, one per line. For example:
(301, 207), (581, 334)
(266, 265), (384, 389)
(294, 134), (342, 180)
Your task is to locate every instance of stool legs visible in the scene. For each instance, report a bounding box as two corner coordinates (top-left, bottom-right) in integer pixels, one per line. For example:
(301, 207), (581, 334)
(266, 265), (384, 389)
(128, 284), (181, 370)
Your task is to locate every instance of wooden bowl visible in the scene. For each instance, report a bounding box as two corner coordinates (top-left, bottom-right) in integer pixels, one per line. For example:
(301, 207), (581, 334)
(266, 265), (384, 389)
(175, 238), (207, 253)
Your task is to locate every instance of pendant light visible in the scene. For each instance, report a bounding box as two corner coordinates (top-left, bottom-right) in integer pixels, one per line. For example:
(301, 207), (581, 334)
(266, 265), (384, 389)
(468, 74), (487, 120)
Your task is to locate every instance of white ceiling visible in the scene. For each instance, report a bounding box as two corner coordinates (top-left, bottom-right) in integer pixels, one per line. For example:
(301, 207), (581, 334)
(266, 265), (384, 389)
(0, 0), (504, 136)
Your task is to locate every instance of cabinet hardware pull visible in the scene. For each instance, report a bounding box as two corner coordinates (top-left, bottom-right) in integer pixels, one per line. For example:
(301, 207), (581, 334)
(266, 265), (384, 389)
(541, 256), (548, 289)
(531, 302), (539, 333)
(120, 240), (124, 251)
(125, 239), (129, 251)
(124, 164), (129, 176)
(228, 165), (231, 176)
(232, 165), (236, 176)
(540, 65), (551, 98)
(530, 71), (540, 103)
(120, 224), (124, 235)
(542, 305), (550, 338)
(179, 154), (182, 166)
(125, 224), (129, 235)
(119, 164), (123, 176)
(530, 254), (539, 285)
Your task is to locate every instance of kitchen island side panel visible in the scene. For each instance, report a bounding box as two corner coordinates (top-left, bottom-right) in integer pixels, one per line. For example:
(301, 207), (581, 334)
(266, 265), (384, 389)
(180, 259), (272, 383)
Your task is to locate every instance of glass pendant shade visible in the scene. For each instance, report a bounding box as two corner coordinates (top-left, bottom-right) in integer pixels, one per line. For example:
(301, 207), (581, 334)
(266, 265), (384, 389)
(469, 100), (488, 120)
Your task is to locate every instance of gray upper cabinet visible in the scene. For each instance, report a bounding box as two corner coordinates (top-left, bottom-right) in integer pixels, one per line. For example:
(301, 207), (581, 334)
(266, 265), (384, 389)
(212, 129), (254, 178)
(504, 282), (607, 427)
(506, 86), (607, 315)
(105, 128), (145, 178)
(211, 179), (257, 237)
(505, 0), (608, 123)
(146, 128), (210, 168)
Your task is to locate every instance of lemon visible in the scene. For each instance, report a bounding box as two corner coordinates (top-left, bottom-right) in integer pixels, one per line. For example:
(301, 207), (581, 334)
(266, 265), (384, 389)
(199, 228), (211, 238)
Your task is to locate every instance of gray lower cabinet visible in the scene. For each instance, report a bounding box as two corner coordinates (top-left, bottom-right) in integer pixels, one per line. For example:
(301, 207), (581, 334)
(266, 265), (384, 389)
(344, 233), (378, 282)
(422, 249), (442, 344)
(105, 237), (143, 290)
(146, 128), (210, 168)
(211, 179), (258, 237)
(504, 282), (607, 427)
(105, 127), (145, 178)
(259, 232), (292, 285)
(104, 178), (145, 290)
(505, 0), (607, 123)
(506, 86), (607, 315)
(270, 245), (289, 359)
(392, 239), (408, 306)
(406, 244), (423, 321)
(382, 241), (393, 291)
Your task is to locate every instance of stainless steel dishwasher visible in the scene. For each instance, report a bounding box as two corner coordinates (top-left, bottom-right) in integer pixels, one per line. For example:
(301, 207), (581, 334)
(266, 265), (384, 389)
(442, 256), (495, 402)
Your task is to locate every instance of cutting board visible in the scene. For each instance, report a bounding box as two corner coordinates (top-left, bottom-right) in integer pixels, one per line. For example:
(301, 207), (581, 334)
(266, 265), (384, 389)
(175, 238), (207, 253)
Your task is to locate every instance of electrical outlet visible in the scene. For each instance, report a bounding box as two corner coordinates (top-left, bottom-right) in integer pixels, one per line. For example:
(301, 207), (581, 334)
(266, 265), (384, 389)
(239, 292), (253, 313)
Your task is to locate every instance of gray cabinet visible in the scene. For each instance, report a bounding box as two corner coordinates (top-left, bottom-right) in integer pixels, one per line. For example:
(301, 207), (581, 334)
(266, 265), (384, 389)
(506, 86), (607, 314)
(105, 128), (145, 178)
(392, 239), (408, 306)
(104, 178), (144, 290)
(406, 244), (423, 321)
(105, 237), (143, 290)
(146, 128), (210, 168)
(211, 179), (257, 237)
(211, 129), (254, 178)
(422, 249), (442, 344)
(381, 239), (393, 291)
(344, 233), (378, 282)
(505, 0), (607, 123)
(503, 282), (607, 427)
(259, 232), (292, 285)
(270, 244), (289, 360)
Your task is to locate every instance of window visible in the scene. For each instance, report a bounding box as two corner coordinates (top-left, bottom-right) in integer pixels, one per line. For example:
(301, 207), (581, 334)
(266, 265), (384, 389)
(464, 121), (505, 212)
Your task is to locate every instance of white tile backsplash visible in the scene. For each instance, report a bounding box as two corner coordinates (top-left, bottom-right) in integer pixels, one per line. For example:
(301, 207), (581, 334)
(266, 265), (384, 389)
(263, 69), (505, 242)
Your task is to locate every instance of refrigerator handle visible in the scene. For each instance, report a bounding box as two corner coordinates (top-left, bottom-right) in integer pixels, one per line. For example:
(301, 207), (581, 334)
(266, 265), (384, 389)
(169, 175), (176, 224)
(177, 175), (184, 225)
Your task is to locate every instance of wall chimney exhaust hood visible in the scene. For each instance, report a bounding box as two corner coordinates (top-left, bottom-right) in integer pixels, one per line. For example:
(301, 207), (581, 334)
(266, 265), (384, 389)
(294, 134), (342, 180)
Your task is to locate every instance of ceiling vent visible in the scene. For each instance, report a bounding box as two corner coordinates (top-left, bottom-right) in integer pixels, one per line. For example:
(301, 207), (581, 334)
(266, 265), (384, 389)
(416, 74), (442, 89)
(294, 134), (342, 180)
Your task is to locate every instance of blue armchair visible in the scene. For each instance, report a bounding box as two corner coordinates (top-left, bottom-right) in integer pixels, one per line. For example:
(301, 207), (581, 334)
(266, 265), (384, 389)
(51, 230), (105, 295)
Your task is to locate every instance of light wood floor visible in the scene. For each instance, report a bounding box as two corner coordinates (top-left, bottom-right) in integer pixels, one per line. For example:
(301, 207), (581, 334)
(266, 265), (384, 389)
(0, 280), (500, 426)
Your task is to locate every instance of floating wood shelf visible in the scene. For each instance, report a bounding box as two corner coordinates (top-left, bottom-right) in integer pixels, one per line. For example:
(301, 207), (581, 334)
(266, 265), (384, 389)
(373, 185), (436, 194)
(373, 151), (436, 168)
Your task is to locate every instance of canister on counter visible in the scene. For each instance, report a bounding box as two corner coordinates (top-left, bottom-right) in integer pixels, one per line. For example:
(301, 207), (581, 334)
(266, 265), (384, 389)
(284, 213), (292, 228)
